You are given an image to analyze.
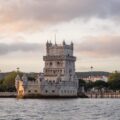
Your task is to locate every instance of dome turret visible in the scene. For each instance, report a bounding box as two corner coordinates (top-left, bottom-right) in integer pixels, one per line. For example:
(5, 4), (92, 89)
(22, 74), (28, 86)
(15, 74), (21, 81)
(15, 74), (21, 89)
(63, 40), (66, 45)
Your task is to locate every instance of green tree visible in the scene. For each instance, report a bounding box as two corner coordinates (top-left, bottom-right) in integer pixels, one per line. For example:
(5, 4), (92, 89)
(109, 71), (120, 81)
(2, 71), (18, 92)
(86, 81), (94, 91)
(0, 79), (5, 92)
(93, 80), (108, 89)
(108, 71), (120, 90)
(2, 71), (22, 92)
(78, 79), (86, 87)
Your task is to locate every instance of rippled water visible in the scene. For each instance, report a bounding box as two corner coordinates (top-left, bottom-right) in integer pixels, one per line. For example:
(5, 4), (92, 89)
(0, 98), (120, 120)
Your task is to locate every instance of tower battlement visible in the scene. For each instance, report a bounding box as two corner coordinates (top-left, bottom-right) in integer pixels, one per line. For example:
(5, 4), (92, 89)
(46, 41), (73, 56)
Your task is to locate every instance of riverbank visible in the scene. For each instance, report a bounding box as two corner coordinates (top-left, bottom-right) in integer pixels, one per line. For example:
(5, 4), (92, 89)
(1, 91), (120, 98)
(0, 92), (16, 98)
(85, 91), (120, 98)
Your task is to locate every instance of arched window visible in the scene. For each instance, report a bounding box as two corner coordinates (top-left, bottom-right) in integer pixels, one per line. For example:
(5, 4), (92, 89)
(57, 61), (60, 65)
(28, 90), (31, 93)
(34, 90), (37, 93)
(52, 90), (55, 93)
(53, 70), (56, 74)
(50, 62), (52, 66)
(64, 90), (66, 93)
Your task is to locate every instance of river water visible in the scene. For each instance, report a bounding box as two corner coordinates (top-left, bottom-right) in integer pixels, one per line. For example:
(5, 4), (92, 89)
(0, 98), (120, 120)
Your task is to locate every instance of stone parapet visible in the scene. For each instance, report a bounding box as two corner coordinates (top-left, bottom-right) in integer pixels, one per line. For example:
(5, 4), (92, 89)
(43, 56), (76, 61)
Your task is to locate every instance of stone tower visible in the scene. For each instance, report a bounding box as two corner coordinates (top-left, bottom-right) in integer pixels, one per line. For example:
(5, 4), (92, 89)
(15, 41), (78, 98)
(43, 41), (76, 82)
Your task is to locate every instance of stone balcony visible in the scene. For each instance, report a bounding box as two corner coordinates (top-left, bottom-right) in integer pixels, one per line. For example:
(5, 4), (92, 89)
(43, 55), (76, 61)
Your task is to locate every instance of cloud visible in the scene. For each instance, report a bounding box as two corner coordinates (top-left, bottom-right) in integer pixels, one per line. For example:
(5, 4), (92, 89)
(75, 36), (120, 57)
(1, 35), (120, 58)
(0, 0), (120, 31)
(0, 42), (44, 55)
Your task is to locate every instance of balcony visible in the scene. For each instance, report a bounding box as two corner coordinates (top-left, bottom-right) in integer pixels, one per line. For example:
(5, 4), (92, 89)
(43, 55), (76, 61)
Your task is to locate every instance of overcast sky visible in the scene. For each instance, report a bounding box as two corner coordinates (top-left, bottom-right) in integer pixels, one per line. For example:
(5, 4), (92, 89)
(0, 0), (120, 72)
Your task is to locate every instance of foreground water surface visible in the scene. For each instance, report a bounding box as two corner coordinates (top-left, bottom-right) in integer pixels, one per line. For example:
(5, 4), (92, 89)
(0, 98), (120, 120)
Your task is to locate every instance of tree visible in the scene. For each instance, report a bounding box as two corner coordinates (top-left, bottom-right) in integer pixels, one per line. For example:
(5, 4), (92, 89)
(93, 80), (108, 89)
(0, 79), (5, 92)
(109, 71), (120, 81)
(0, 71), (23, 92)
(86, 81), (94, 91)
(108, 71), (120, 90)
(78, 79), (86, 87)
(108, 80), (120, 90)
(2, 71), (18, 92)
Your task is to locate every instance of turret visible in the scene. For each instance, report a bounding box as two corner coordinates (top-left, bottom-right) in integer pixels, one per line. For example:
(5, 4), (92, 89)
(38, 73), (44, 81)
(46, 41), (52, 55)
(15, 74), (21, 90)
(36, 73), (44, 86)
(57, 73), (61, 82)
(22, 74), (28, 86)
(46, 41), (52, 47)
(71, 41), (73, 50)
(63, 40), (66, 45)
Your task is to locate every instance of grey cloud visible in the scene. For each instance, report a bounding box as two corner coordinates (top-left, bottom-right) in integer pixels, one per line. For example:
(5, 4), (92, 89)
(0, 36), (120, 58)
(75, 36), (120, 57)
(0, 0), (120, 24)
(0, 37), (120, 73)
(0, 43), (44, 55)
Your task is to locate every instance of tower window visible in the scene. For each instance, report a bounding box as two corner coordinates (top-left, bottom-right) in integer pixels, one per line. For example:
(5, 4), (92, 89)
(34, 90), (38, 93)
(57, 62), (60, 65)
(28, 90), (31, 93)
(53, 70), (56, 74)
(64, 90), (66, 93)
(50, 62), (52, 66)
(52, 90), (55, 93)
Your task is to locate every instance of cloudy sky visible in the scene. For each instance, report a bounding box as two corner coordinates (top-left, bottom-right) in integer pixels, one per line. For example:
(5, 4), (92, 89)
(0, 0), (120, 72)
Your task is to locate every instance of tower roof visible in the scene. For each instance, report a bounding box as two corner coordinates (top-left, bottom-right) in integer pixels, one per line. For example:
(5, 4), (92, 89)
(15, 74), (21, 81)
(22, 74), (28, 81)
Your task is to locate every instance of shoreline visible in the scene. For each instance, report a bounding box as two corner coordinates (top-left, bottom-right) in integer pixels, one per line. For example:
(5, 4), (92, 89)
(0, 92), (120, 98)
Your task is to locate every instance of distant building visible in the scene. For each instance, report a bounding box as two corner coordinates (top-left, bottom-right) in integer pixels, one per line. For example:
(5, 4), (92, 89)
(15, 41), (78, 98)
(76, 72), (110, 82)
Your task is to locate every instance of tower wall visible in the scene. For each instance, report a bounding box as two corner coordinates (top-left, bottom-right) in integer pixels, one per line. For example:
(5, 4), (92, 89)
(44, 42), (76, 82)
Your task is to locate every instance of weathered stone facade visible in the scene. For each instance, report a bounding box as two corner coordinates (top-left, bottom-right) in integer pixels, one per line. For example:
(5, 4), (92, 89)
(15, 41), (78, 97)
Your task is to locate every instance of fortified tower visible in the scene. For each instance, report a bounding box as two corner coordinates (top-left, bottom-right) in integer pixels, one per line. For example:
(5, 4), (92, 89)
(15, 41), (78, 97)
(43, 41), (76, 82)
